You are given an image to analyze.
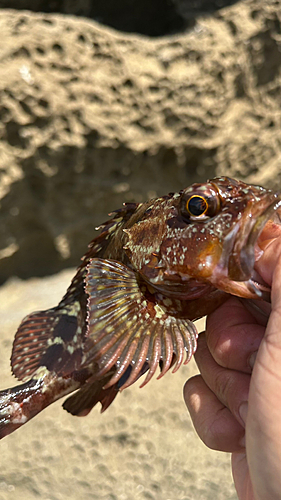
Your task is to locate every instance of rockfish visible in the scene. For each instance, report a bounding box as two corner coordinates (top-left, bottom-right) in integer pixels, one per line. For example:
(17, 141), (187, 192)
(1, 176), (281, 439)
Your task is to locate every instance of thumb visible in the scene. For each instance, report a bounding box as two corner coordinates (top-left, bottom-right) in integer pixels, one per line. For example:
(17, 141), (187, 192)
(246, 251), (281, 500)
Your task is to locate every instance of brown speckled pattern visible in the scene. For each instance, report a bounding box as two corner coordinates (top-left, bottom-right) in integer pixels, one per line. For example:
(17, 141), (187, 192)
(0, 176), (280, 439)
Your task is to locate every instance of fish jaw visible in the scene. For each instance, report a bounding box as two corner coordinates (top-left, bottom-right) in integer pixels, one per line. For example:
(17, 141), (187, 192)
(210, 197), (281, 300)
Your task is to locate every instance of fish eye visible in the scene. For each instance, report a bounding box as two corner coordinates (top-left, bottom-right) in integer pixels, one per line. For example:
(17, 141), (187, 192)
(180, 185), (221, 221)
(186, 196), (208, 217)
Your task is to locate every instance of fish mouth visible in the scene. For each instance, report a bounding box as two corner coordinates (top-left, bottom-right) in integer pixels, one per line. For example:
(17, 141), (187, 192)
(218, 195), (281, 301)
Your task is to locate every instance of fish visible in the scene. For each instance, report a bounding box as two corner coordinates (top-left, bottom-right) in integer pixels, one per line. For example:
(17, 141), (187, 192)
(1, 176), (281, 440)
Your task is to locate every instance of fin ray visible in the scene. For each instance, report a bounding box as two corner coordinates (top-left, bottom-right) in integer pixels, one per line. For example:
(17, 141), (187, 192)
(11, 305), (84, 381)
(11, 309), (58, 381)
(62, 374), (118, 416)
(84, 258), (198, 389)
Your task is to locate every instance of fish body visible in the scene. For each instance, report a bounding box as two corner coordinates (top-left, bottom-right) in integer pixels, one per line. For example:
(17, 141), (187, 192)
(1, 176), (281, 439)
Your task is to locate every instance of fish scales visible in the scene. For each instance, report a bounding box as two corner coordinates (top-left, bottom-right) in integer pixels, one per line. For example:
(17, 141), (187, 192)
(1, 176), (281, 439)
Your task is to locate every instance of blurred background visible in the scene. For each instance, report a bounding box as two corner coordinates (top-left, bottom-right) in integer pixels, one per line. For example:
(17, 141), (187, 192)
(0, 1), (280, 499)
(0, 0), (280, 283)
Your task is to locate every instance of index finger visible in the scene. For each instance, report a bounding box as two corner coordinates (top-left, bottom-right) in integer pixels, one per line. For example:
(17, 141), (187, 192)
(206, 297), (265, 373)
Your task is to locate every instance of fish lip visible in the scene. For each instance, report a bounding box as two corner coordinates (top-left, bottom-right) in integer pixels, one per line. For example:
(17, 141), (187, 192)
(239, 195), (281, 277)
(228, 195), (281, 300)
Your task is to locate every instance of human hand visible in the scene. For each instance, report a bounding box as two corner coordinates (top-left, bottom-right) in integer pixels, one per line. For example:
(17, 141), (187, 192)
(184, 237), (281, 500)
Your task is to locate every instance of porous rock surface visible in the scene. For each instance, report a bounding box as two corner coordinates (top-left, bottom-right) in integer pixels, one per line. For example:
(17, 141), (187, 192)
(0, 2), (280, 282)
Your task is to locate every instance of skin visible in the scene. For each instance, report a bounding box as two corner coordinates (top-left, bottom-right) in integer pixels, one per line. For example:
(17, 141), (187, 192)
(184, 236), (281, 500)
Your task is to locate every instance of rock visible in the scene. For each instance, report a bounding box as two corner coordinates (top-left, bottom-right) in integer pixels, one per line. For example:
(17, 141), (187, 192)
(0, 2), (280, 282)
(0, 0), (239, 36)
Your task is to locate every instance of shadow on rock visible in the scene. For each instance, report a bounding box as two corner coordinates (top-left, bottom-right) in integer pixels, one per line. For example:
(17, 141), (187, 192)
(0, 0), (241, 37)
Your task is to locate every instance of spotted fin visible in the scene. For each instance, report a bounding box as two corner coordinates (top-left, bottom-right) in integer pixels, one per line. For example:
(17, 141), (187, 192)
(84, 258), (198, 390)
(11, 306), (83, 381)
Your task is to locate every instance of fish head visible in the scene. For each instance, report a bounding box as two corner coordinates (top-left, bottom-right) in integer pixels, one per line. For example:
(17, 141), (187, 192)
(124, 177), (281, 301)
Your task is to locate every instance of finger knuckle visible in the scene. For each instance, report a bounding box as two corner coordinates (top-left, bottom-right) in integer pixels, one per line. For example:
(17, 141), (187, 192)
(214, 369), (234, 405)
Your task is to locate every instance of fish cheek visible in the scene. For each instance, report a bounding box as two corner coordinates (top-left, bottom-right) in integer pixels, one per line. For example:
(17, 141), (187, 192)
(163, 237), (222, 279)
(194, 239), (223, 278)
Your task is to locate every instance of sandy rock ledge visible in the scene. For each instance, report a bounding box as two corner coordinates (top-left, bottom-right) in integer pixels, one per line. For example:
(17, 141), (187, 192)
(0, 3), (280, 282)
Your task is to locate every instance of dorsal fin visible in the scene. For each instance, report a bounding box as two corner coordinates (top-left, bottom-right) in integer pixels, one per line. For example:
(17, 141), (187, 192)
(86, 202), (138, 260)
(59, 202), (138, 307)
(83, 258), (198, 390)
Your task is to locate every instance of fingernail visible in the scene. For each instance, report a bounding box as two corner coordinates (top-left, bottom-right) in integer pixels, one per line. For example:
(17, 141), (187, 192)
(239, 402), (248, 425)
(249, 351), (258, 370)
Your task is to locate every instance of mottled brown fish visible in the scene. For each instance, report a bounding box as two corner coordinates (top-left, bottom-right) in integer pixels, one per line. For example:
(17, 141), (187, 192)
(1, 176), (281, 439)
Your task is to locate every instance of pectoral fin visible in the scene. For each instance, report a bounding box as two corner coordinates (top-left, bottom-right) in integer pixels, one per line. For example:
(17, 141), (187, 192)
(84, 258), (198, 390)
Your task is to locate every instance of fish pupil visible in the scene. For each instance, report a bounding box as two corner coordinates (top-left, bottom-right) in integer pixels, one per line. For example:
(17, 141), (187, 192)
(187, 196), (208, 216)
